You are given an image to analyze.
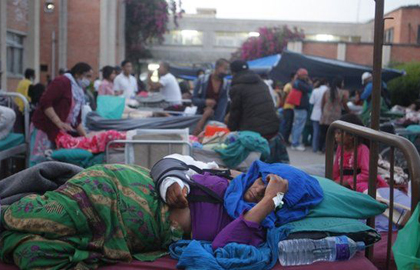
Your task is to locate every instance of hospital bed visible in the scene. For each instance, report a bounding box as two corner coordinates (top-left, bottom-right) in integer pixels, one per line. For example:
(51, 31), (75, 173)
(86, 111), (201, 133)
(0, 92), (29, 168)
(324, 120), (420, 270)
(1, 122), (418, 270)
(105, 128), (192, 168)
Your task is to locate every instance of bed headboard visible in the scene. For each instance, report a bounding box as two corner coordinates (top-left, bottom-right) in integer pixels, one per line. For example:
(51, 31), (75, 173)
(324, 120), (420, 269)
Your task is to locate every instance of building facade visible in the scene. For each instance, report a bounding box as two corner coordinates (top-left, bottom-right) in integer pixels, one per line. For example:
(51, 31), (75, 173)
(1, 2), (420, 92)
(1, 0), (125, 91)
(149, 6), (420, 66)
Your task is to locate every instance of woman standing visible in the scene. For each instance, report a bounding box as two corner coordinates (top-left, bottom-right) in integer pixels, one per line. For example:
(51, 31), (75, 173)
(30, 62), (92, 166)
(319, 77), (350, 152)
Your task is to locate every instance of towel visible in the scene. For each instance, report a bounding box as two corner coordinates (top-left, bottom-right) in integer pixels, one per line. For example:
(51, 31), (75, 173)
(224, 161), (323, 228)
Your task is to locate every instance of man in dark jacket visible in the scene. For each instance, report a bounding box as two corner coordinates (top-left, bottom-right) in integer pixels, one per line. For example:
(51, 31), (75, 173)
(227, 60), (279, 139)
(291, 68), (313, 151)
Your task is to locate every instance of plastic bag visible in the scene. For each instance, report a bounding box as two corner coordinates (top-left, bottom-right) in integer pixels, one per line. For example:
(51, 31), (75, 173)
(392, 203), (420, 269)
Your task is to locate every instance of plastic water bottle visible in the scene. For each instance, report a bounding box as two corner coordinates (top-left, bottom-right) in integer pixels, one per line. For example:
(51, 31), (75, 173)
(278, 236), (365, 266)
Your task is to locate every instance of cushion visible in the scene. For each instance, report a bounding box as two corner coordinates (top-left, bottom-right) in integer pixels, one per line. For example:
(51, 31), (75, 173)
(308, 176), (387, 219)
(51, 149), (104, 168)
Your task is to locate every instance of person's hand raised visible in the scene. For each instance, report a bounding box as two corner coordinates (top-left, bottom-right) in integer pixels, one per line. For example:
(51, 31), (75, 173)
(264, 174), (288, 199)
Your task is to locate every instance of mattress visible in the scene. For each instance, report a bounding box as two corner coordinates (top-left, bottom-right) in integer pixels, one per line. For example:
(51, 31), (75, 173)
(0, 133), (24, 151)
(0, 250), (378, 270)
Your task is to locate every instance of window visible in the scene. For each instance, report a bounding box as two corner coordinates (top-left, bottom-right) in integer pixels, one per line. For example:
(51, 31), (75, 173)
(417, 25), (420, 45)
(384, 28), (394, 44)
(215, 32), (249, 47)
(163, 30), (203, 46)
(6, 32), (24, 75)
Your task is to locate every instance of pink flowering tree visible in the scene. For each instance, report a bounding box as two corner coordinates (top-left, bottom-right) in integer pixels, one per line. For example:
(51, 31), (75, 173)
(232, 26), (305, 61)
(125, 0), (183, 62)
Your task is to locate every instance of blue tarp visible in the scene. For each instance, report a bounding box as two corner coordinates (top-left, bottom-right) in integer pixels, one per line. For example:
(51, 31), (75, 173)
(270, 50), (404, 90)
(248, 54), (281, 74)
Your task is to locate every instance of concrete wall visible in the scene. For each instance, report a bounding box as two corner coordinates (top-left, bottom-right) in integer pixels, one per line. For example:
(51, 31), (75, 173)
(149, 15), (370, 64)
(302, 42), (337, 59)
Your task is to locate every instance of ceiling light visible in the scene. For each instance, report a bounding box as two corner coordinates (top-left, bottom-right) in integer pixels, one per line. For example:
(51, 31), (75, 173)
(248, 32), (260, 37)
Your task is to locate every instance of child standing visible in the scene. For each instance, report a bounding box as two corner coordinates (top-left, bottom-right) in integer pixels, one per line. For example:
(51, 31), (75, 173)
(333, 114), (388, 193)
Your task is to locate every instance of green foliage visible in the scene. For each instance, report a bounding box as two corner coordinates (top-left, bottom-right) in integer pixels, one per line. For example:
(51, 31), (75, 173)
(388, 62), (420, 106)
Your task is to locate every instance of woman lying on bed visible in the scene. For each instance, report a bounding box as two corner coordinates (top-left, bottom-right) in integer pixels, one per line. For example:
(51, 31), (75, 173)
(0, 158), (321, 269)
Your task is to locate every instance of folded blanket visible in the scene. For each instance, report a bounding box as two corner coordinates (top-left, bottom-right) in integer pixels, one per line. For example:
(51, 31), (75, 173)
(170, 226), (291, 270)
(215, 131), (270, 168)
(0, 161), (83, 205)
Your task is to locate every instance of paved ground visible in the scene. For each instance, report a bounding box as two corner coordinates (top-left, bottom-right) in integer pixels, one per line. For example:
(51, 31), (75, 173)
(287, 146), (325, 167)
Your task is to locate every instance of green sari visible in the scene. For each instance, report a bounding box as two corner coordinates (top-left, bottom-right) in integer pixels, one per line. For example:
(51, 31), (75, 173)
(0, 164), (183, 269)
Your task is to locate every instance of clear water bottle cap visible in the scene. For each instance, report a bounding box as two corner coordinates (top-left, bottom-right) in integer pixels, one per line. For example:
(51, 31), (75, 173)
(356, 242), (365, 251)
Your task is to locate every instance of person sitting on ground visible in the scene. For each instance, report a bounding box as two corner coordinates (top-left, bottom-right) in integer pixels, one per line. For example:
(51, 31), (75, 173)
(31, 62), (92, 166)
(333, 114), (388, 193)
(227, 60), (279, 140)
(148, 62), (182, 106)
(98, 66), (116, 96)
(15, 68), (35, 113)
(0, 160), (299, 269)
(113, 60), (138, 100)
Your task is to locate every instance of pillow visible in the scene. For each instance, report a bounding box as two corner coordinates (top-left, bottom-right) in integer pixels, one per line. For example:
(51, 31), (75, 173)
(51, 149), (94, 168)
(285, 217), (381, 246)
(308, 176), (387, 219)
(96, 95), (125, 119)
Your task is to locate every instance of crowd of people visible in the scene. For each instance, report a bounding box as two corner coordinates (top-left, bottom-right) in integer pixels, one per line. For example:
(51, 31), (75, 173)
(4, 56), (391, 169)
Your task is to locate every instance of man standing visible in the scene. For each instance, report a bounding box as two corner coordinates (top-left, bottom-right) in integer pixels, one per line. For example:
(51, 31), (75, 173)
(280, 72), (296, 144)
(360, 72), (390, 125)
(113, 60), (138, 100)
(15, 68), (35, 112)
(290, 68), (312, 151)
(192, 59), (230, 124)
(148, 62), (182, 105)
(227, 60), (279, 139)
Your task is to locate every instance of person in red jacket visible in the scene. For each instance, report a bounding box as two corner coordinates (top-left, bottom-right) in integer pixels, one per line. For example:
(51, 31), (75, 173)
(30, 62), (92, 166)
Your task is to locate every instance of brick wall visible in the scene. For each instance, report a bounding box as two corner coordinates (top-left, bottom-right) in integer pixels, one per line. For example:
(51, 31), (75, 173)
(67, 0), (101, 78)
(346, 43), (374, 66)
(302, 42), (337, 59)
(391, 45), (420, 63)
(39, 0), (61, 85)
(399, 8), (420, 44)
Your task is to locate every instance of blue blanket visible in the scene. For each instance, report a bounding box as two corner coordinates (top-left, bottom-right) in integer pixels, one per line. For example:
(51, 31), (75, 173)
(169, 226), (292, 270)
(224, 161), (324, 228)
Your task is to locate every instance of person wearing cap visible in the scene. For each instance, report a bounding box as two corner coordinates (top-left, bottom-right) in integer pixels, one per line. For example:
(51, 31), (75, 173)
(227, 60), (280, 140)
(360, 72), (390, 125)
(290, 68), (313, 151)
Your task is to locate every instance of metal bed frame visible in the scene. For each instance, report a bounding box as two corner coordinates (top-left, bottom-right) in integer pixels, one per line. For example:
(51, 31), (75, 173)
(0, 92), (30, 167)
(325, 120), (420, 270)
(105, 140), (192, 165)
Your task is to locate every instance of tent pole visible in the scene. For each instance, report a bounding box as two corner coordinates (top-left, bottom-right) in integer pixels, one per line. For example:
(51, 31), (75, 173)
(366, 0), (385, 260)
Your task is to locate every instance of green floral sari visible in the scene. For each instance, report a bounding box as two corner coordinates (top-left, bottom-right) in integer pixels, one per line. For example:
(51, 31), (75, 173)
(0, 164), (182, 269)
